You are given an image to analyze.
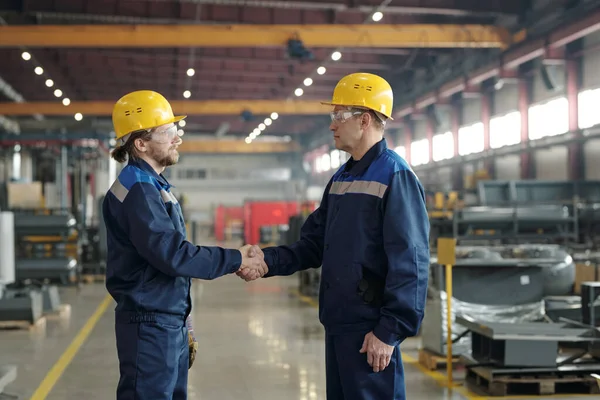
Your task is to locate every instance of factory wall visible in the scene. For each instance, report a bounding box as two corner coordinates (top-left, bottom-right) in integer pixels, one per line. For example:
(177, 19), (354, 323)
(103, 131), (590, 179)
(165, 153), (305, 218)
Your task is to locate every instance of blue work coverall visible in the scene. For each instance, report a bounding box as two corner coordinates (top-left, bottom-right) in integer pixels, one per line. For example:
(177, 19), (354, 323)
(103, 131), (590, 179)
(102, 158), (242, 400)
(262, 139), (430, 400)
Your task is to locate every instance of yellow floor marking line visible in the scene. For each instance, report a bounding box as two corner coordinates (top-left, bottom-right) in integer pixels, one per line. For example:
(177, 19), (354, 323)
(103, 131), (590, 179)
(30, 293), (113, 400)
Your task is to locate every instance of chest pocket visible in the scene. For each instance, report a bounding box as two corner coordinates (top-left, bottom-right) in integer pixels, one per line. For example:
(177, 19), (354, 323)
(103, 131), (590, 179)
(160, 189), (186, 236)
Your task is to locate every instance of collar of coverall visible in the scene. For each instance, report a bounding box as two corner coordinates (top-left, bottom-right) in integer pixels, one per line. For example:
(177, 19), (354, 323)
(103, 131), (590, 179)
(127, 158), (173, 189)
(343, 138), (388, 176)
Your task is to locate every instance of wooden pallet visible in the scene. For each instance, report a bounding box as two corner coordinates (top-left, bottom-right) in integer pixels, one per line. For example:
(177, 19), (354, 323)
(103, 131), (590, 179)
(81, 274), (105, 284)
(418, 348), (460, 371)
(44, 304), (71, 319)
(466, 366), (600, 396)
(0, 315), (46, 331)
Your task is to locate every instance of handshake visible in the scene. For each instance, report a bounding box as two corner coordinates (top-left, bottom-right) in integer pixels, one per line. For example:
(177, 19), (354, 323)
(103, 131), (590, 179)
(236, 244), (268, 282)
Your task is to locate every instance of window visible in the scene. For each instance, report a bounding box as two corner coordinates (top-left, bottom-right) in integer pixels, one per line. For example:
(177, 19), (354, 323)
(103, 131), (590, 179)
(490, 111), (521, 149)
(410, 139), (430, 166)
(432, 131), (454, 161)
(394, 146), (406, 159)
(330, 149), (341, 169)
(321, 153), (331, 172)
(458, 122), (484, 156)
(528, 96), (568, 140)
(177, 169), (206, 179)
(579, 88), (600, 129)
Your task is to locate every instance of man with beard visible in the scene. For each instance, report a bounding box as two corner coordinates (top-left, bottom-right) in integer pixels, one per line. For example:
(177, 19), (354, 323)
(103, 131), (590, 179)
(102, 90), (268, 400)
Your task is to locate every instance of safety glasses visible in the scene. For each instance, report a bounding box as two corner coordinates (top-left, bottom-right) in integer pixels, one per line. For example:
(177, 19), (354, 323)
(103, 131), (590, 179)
(329, 109), (364, 123)
(150, 125), (184, 144)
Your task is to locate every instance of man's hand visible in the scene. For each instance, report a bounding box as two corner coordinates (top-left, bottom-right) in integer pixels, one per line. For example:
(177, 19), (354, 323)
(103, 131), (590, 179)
(188, 331), (198, 369)
(359, 331), (394, 373)
(237, 244), (267, 282)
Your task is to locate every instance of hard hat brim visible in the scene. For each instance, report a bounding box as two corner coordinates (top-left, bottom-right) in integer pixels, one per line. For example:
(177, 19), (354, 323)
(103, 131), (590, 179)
(320, 102), (394, 120)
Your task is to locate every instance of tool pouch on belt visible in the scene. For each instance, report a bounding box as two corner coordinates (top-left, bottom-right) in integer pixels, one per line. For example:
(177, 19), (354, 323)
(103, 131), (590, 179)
(356, 266), (385, 308)
(188, 331), (198, 369)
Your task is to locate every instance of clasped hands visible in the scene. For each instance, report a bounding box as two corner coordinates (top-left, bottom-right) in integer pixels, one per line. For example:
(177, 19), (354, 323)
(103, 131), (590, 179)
(236, 244), (267, 282)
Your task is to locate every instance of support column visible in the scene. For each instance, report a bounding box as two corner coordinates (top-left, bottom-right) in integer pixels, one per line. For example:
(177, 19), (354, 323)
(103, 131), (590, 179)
(518, 77), (535, 179)
(481, 91), (495, 178)
(403, 117), (413, 166)
(451, 98), (463, 190)
(567, 57), (583, 180)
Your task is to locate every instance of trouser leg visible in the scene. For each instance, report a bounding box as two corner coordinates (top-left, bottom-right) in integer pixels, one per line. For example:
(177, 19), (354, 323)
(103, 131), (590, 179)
(325, 333), (345, 400)
(115, 321), (186, 400)
(173, 327), (190, 400)
(333, 332), (405, 400)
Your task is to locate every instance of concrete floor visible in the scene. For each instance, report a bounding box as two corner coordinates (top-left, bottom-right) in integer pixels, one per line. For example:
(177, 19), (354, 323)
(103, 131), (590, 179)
(0, 274), (598, 400)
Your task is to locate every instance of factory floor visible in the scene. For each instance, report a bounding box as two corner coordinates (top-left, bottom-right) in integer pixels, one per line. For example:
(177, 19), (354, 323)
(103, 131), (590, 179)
(0, 275), (597, 400)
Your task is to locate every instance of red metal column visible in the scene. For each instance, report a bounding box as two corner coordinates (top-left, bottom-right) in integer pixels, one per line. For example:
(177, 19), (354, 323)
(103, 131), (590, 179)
(519, 77), (534, 179)
(481, 91), (494, 178)
(567, 58), (583, 180)
(403, 117), (413, 165)
(426, 116), (435, 164)
(451, 99), (463, 190)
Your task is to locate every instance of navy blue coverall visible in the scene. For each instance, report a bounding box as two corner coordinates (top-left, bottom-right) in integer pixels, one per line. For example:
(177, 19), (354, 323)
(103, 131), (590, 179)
(262, 139), (430, 400)
(102, 159), (242, 400)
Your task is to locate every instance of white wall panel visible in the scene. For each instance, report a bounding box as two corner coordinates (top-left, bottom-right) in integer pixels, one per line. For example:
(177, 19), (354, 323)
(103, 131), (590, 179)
(462, 99), (481, 126)
(494, 156), (521, 180)
(535, 147), (568, 180)
(582, 31), (600, 89)
(584, 138), (600, 179)
(493, 84), (519, 116)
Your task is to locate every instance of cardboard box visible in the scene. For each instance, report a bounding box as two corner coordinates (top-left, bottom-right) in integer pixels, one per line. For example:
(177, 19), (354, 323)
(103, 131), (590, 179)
(574, 262), (600, 294)
(6, 182), (43, 209)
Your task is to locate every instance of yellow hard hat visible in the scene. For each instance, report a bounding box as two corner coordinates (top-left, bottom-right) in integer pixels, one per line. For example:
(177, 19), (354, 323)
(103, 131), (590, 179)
(322, 72), (394, 120)
(112, 90), (186, 140)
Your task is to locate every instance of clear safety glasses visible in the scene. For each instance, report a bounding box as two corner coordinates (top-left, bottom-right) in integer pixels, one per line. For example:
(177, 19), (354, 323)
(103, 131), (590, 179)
(150, 125), (184, 144)
(329, 109), (364, 124)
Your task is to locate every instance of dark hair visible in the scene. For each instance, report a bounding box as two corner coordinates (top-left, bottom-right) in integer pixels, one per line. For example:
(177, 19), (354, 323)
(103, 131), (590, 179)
(111, 129), (153, 163)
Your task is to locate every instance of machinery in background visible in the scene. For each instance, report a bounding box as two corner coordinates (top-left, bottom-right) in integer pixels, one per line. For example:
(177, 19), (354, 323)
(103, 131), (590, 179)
(214, 205), (244, 243)
(13, 209), (79, 285)
(422, 244), (576, 357)
(429, 180), (600, 248)
(457, 282), (600, 396)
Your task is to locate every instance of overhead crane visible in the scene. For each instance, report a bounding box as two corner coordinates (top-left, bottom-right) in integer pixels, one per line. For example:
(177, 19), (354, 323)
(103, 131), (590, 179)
(0, 24), (511, 49)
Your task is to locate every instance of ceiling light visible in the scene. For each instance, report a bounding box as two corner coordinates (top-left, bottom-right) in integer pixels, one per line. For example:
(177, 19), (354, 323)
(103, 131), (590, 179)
(62, 98), (71, 106)
(245, 137), (252, 144)
(331, 51), (342, 61)
(303, 78), (313, 86)
(187, 68), (195, 77)
(22, 52), (31, 61)
(250, 132), (257, 139)
(258, 123), (266, 130)
(294, 88), (304, 96)
(183, 90), (191, 98)
(317, 66), (326, 75)
(74, 113), (83, 121)
(45, 79), (54, 87)
(179, 120), (186, 127)
(253, 128), (260, 135)
(264, 118), (272, 126)
(54, 89), (63, 97)
(34, 67), (43, 75)
(372, 11), (383, 22)
(270, 112), (279, 120)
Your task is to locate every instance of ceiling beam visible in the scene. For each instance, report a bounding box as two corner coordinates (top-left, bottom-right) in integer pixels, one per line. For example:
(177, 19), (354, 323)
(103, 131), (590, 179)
(0, 99), (329, 116)
(177, 139), (300, 154)
(0, 24), (510, 49)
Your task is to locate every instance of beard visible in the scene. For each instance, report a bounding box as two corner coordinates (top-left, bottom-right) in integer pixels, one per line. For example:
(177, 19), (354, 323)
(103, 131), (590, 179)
(150, 146), (179, 167)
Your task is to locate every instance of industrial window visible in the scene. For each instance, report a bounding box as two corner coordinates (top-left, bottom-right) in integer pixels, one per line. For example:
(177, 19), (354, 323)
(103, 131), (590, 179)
(177, 169), (206, 180)
(490, 111), (521, 149)
(528, 96), (568, 140)
(432, 131), (454, 161)
(578, 87), (600, 129)
(320, 153), (331, 172)
(330, 149), (341, 169)
(458, 122), (484, 156)
(410, 139), (430, 166)
(394, 146), (406, 159)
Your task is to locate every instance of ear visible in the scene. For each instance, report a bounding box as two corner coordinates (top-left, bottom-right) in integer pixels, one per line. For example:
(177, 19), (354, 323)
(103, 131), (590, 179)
(360, 112), (373, 129)
(134, 138), (148, 153)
